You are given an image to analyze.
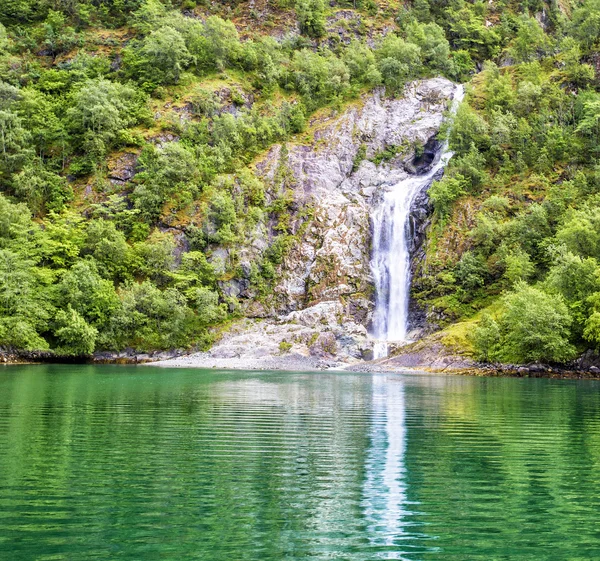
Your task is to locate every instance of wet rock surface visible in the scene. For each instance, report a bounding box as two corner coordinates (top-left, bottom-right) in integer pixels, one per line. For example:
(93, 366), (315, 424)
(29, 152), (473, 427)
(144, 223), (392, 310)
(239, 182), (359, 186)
(107, 152), (138, 185)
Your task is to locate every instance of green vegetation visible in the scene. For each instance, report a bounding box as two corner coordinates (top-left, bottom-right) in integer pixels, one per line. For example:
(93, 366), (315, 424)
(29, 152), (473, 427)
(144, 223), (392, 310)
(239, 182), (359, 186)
(2, 0), (600, 364)
(414, 0), (600, 364)
(0, 0), (470, 356)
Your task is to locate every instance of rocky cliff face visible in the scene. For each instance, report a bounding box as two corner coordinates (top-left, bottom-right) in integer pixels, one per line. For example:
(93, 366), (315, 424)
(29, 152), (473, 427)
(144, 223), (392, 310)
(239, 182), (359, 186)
(206, 78), (458, 366)
(259, 78), (455, 309)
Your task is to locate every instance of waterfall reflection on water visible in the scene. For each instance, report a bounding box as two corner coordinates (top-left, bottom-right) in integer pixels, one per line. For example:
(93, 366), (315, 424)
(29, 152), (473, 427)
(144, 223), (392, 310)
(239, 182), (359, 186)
(370, 85), (465, 359)
(362, 376), (413, 559)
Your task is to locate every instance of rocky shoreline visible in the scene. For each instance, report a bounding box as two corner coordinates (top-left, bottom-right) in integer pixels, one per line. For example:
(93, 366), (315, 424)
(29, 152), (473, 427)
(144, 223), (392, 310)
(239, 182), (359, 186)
(0, 348), (187, 365)
(147, 352), (600, 379)
(2, 344), (600, 380)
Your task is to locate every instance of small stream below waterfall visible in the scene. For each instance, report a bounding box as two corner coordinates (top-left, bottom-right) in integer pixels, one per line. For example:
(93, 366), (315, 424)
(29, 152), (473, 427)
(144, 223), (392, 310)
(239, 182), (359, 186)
(370, 85), (465, 359)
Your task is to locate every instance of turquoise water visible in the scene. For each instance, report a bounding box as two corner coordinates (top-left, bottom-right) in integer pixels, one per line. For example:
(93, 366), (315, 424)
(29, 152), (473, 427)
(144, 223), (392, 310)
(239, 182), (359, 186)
(1, 365), (600, 560)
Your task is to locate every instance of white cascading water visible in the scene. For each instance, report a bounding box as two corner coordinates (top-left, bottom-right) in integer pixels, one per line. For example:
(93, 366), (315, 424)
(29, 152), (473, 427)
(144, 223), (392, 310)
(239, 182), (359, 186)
(371, 85), (465, 359)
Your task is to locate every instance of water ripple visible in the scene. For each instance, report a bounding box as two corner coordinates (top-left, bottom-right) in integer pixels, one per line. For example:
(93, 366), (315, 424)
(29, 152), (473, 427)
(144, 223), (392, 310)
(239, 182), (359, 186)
(1, 366), (600, 560)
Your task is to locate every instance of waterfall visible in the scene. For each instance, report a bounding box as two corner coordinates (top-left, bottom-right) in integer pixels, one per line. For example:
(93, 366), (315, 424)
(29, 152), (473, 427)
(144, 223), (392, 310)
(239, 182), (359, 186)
(370, 85), (465, 360)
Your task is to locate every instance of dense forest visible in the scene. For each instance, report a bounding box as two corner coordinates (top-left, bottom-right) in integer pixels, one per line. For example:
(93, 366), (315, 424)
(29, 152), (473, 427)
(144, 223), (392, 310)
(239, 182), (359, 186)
(1, 0), (600, 364)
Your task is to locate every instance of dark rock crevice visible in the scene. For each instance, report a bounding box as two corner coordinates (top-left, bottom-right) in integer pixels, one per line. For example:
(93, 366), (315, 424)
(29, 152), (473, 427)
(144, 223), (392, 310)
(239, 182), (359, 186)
(404, 135), (442, 175)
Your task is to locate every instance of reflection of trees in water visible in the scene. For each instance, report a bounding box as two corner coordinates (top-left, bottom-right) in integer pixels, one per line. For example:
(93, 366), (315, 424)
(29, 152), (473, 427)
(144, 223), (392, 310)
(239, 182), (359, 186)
(0, 367), (377, 559)
(403, 376), (600, 559)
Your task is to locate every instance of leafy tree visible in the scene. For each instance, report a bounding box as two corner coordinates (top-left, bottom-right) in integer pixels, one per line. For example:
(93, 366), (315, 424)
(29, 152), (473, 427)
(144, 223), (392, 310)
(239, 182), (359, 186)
(133, 142), (200, 221)
(473, 283), (576, 364)
(557, 37), (595, 88)
(506, 15), (550, 63)
(499, 245), (535, 286)
(187, 286), (226, 326)
(451, 143), (488, 191)
(545, 251), (600, 338)
(13, 87), (64, 161)
(472, 312), (500, 362)
(13, 165), (72, 214)
(546, 251), (600, 305)
(454, 251), (488, 289)
(412, 0), (431, 23)
(296, 0), (326, 38)
(206, 190), (238, 245)
(405, 21), (450, 72)
(111, 281), (192, 350)
(0, 195), (37, 250)
(177, 251), (217, 288)
(344, 41), (381, 85)
(38, 210), (85, 269)
(201, 16), (242, 70)
(132, 230), (175, 282)
(469, 211), (502, 254)
(0, 0), (47, 23)
(56, 260), (120, 332)
(125, 26), (192, 86)
(583, 306), (600, 349)
(449, 49), (474, 81)
(288, 50), (350, 109)
(556, 207), (600, 259)
(67, 79), (145, 164)
(0, 23), (8, 51)
(570, 0), (600, 51)
(480, 62), (516, 112)
(0, 110), (32, 181)
(129, 0), (168, 34)
(449, 103), (489, 155)
(0, 249), (52, 350)
(576, 93), (600, 145)
(445, 0), (501, 61)
(506, 204), (552, 262)
(376, 35), (422, 90)
(82, 220), (132, 282)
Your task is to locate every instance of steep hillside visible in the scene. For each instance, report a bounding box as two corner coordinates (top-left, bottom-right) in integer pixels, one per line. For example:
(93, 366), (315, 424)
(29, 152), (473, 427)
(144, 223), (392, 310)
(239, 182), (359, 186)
(2, 0), (600, 367)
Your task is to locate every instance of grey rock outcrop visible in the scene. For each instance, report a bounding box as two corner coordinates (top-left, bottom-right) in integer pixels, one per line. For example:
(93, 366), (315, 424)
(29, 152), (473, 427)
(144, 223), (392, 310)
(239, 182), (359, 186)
(256, 77), (457, 318)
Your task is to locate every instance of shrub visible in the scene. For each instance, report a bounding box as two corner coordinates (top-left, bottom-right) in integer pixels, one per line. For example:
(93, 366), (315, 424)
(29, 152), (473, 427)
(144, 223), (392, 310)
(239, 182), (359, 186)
(454, 251), (488, 290)
(429, 174), (467, 217)
(54, 305), (98, 356)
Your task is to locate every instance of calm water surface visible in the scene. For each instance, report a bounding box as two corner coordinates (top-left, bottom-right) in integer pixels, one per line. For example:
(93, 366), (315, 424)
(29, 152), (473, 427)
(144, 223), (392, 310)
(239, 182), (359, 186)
(1, 366), (600, 560)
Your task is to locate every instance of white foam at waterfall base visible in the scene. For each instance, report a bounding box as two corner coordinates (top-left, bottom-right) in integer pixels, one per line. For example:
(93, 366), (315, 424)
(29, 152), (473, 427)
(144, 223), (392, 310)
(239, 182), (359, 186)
(370, 85), (465, 360)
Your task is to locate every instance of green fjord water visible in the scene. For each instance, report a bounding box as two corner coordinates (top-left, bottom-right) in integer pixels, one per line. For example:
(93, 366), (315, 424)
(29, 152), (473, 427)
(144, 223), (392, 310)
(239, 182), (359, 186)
(1, 366), (600, 560)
